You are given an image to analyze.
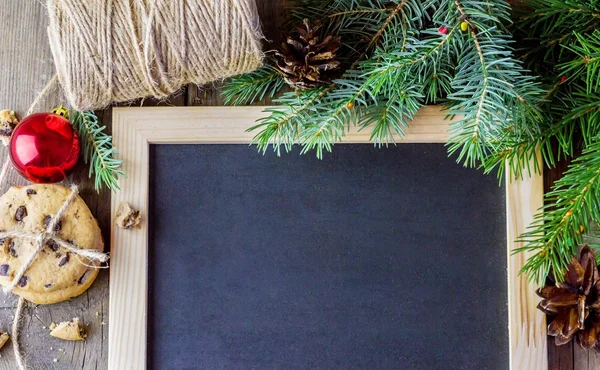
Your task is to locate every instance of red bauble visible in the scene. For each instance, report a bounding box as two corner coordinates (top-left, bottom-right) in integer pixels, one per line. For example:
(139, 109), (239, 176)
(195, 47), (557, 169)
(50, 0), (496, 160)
(9, 113), (80, 183)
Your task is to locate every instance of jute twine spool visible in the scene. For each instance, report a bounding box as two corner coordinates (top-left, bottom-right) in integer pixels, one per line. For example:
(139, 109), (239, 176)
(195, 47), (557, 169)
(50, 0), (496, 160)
(46, 0), (264, 110)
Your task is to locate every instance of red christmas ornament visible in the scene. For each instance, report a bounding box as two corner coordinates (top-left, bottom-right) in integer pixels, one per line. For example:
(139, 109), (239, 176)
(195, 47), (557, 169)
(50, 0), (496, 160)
(9, 113), (80, 183)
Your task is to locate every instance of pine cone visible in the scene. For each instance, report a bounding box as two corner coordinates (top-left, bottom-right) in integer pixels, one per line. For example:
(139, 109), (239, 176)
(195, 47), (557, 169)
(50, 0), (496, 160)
(274, 19), (342, 89)
(537, 246), (600, 350)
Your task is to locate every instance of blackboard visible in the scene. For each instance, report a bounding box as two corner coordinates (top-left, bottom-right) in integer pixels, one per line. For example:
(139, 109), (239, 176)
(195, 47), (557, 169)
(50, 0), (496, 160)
(147, 144), (508, 370)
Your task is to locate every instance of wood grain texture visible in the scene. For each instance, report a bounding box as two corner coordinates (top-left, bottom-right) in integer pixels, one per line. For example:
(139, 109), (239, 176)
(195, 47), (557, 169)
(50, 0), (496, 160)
(0, 1), (109, 369)
(0, 0), (288, 368)
(507, 158), (547, 370)
(543, 149), (600, 370)
(111, 106), (545, 370)
(0, 0), (582, 368)
(108, 105), (451, 369)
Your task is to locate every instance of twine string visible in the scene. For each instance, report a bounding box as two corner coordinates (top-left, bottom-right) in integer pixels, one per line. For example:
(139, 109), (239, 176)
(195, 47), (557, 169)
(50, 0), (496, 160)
(0, 157), (10, 190)
(25, 74), (59, 117)
(2, 185), (109, 294)
(46, 0), (264, 111)
(5, 185), (109, 370)
(12, 296), (26, 370)
(0, 71), (61, 190)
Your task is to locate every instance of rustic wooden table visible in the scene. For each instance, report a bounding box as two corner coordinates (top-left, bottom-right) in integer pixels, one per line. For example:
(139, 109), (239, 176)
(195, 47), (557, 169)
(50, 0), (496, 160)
(0, 1), (597, 369)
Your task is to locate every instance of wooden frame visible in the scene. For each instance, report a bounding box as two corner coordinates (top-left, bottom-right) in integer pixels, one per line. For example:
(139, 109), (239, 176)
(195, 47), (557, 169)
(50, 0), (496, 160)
(109, 106), (546, 370)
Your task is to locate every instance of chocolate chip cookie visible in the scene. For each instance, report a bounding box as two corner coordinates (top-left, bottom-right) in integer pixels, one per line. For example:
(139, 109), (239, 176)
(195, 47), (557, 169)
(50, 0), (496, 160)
(0, 185), (103, 304)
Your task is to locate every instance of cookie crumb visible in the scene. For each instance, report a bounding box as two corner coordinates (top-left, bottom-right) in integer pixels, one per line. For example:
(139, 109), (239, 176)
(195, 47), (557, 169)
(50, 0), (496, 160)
(114, 202), (141, 229)
(49, 322), (57, 330)
(0, 110), (18, 146)
(49, 318), (86, 341)
(0, 332), (9, 349)
(53, 358), (58, 363)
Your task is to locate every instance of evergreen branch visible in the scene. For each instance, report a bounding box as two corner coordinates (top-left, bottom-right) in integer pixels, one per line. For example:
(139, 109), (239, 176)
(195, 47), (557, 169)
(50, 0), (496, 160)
(328, 9), (388, 18)
(519, 131), (600, 285)
(218, 0), (600, 288)
(366, 1), (407, 53)
(516, 0), (600, 63)
(247, 0), (428, 157)
(519, 0), (600, 34)
(560, 31), (600, 94)
(222, 65), (286, 105)
(71, 111), (124, 192)
(446, 0), (545, 168)
(289, 0), (399, 57)
(248, 87), (330, 155)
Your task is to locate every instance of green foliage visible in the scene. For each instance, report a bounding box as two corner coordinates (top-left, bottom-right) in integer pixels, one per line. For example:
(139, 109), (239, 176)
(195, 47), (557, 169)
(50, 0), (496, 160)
(224, 0), (545, 167)
(561, 32), (600, 94)
(221, 65), (286, 105)
(511, 1), (600, 285)
(519, 132), (600, 284)
(71, 111), (124, 192)
(222, 0), (600, 285)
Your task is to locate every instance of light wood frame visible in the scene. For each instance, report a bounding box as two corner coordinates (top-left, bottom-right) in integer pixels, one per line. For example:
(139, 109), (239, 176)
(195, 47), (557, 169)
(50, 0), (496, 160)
(110, 106), (546, 370)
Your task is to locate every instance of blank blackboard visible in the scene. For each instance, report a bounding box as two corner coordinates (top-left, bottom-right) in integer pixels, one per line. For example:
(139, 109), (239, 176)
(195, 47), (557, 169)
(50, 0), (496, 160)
(148, 144), (508, 370)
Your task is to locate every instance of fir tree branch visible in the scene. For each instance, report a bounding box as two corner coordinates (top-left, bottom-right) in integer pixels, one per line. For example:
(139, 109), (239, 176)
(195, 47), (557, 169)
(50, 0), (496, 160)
(222, 65), (286, 105)
(446, 0), (545, 168)
(516, 0), (600, 64)
(560, 31), (600, 94)
(219, 0), (600, 287)
(72, 111), (124, 192)
(366, 1), (407, 52)
(247, 0), (424, 157)
(328, 9), (388, 18)
(519, 131), (600, 285)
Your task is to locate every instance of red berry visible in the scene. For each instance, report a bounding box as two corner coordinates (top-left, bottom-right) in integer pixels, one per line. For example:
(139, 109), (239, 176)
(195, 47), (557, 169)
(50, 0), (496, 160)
(561, 75), (567, 83)
(439, 26), (448, 35)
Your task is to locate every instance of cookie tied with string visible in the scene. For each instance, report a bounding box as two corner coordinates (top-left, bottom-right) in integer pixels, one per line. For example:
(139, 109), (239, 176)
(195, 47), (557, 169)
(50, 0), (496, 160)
(0, 185), (104, 304)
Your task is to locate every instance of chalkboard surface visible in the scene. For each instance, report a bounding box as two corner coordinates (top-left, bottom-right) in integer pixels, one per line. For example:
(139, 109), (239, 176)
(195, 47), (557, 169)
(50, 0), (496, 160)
(148, 144), (508, 370)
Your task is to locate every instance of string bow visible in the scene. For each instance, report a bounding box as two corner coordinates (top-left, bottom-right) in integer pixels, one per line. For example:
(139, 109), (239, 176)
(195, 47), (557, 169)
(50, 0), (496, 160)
(0, 185), (109, 294)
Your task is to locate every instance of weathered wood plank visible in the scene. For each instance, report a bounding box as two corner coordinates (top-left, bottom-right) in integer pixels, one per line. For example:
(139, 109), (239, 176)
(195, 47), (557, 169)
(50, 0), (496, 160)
(544, 147), (578, 370)
(574, 345), (600, 370)
(0, 0), (287, 368)
(0, 0), (577, 369)
(0, 1), (108, 369)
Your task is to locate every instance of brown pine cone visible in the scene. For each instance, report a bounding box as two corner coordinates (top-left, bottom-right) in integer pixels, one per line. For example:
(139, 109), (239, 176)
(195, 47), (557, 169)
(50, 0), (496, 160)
(537, 246), (600, 351)
(274, 19), (342, 89)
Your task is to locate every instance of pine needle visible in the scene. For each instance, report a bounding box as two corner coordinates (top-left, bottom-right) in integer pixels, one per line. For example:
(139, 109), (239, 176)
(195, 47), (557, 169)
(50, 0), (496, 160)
(219, 0), (600, 284)
(71, 111), (124, 192)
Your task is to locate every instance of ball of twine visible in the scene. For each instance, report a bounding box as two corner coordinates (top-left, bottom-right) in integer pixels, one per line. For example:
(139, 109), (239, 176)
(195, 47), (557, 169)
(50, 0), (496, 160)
(46, 0), (264, 111)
